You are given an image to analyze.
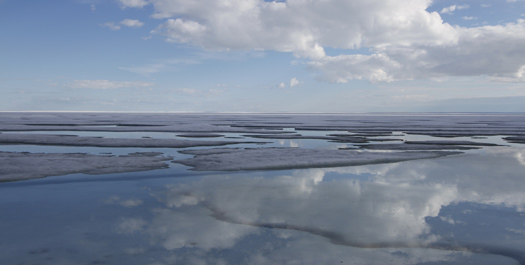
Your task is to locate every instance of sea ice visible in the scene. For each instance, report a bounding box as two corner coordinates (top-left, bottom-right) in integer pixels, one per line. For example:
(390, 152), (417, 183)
(0, 133), (263, 148)
(176, 133), (224, 138)
(504, 136), (525, 144)
(404, 140), (500, 146)
(350, 140), (500, 151)
(2, 113), (524, 138)
(350, 144), (479, 150)
(175, 147), (461, 171)
(244, 134), (400, 143)
(2, 113), (525, 141)
(0, 151), (172, 182)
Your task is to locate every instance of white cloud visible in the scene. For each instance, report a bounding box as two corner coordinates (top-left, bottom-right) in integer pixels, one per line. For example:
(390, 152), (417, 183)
(121, 0), (525, 83)
(440, 5), (456, 15)
(148, 171), (453, 250)
(308, 54), (401, 83)
(91, 4), (96, 12)
(67, 80), (155, 89)
(102, 22), (120, 31)
(104, 196), (144, 207)
(440, 4), (469, 15)
(118, 0), (149, 8)
(120, 199), (143, 207)
(148, 0), (456, 59)
(277, 78), (301, 88)
(152, 18), (206, 43)
(290, 77), (301, 88)
(309, 20), (525, 83)
(119, 64), (164, 75)
(116, 217), (146, 234)
(462, 16), (476, 20)
(120, 19), (144, 28)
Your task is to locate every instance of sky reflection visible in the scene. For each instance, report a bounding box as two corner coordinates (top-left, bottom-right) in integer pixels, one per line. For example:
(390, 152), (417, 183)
(99, 146), (525, 264)
(1, 146), (524, 264)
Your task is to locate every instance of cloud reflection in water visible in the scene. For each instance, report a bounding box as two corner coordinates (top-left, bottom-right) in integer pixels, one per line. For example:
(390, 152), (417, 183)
(124, 146), (525, 264)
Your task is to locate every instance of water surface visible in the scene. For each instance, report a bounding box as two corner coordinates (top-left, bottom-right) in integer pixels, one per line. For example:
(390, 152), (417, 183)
(1, 113), (525, 264)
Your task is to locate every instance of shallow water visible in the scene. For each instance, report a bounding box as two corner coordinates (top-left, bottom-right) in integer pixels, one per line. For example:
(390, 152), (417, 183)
(1, 113), (525, 264)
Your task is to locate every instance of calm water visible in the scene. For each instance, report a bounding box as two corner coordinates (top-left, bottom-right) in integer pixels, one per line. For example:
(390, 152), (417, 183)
(1, 125), (525, 264)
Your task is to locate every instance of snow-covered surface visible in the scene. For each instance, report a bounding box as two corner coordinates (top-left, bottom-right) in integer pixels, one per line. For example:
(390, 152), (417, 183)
(175, 147), (461, 171)
(0, 112), (523, 181)
(244, 133), (400, 143)
(0, 151), (172, 182)
(0, 133), (261, 148)
(404, 140), (500, 146)
(176, 133), (224, 138)
(504, 136), (525, 143)
(1, 112), (524, 138)
(352, 144), (479, 150)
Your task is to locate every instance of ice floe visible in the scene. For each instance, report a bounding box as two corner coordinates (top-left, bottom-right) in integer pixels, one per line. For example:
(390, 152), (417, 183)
(352, 140), (500, 151)
(1, 112), (523, 182)
(504, 136), (525, 144)
(0, 151), (172, 182)
(1, 113), (525, 139)
(0, 133), (263, 148)
(404, 140), (500, 146)
(175, 147), (461, 171)
(176, 133), (224, 138)
(244, 133), (401, 143)
(351, 144), (479, 150)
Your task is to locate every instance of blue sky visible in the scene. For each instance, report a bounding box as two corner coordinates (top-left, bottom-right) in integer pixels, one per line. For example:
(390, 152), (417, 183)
(1, 0), (524, 112)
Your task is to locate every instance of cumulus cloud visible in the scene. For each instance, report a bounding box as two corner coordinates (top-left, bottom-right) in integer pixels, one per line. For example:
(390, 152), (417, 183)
(152, 18), (207, 43)
(120, 19), (144, 28)
(121, 0), (525, 83)
(277, 78), (301, 88)
(310, 20), (525, 83)
(440, 4), (469, 15)
(308, 54), (401, 83)
(118, 0), (149, 8)
(102, 22), (121, 31)
(147, 0), (453, 59)
(290, 77), (300, 87)
(67, 80), (154, 89)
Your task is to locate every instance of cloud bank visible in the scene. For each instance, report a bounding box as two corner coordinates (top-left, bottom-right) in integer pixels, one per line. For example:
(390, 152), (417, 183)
(120, 0), (525, 83)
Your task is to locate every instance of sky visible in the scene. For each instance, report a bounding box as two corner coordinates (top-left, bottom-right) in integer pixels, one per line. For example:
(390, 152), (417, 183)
(1, 0), (525, 113)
